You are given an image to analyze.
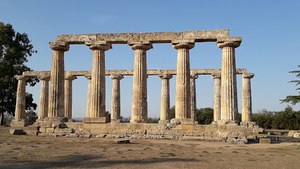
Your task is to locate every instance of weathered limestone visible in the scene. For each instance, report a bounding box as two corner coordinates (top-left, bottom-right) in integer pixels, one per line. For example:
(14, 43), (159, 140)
(159, 74), (173, 123)
(217, 38), (241, 122)
(242, 73), (254, 122)
(85, 42), (111, 123)
(14, 75), (29, 121)
(64, 74), (77, 120)
(84, 75), (92, 118)
(190, 73), (198, 122)
(38, 76), (50, 120)
(212, 74), (221, 121)
(110, 74), (124, 122)
(173, 41), (195, 120)
(130, 43), (152, 123)
(48, 41), (69, 117)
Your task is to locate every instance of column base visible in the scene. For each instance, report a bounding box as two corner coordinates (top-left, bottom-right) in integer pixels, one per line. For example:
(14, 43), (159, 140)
(212, 120), (238, 126)
(83, 117), (108, 124)
(10, 119), (29, 128)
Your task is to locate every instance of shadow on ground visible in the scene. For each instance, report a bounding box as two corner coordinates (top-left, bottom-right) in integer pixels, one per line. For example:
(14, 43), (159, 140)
(0, 154), (199, 169)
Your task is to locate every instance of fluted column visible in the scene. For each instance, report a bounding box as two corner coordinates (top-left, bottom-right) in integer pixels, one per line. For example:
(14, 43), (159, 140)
(212, 74), (221, 121)
(14, 75), (29, 121)
(85, 42), (111, 123)
(38, 76), (50, 120)
(110, 74), (124, 122)
(242, 73), (254, 122)
(130, 43), (152, 123)
(64, 74), (77, 120)
(84, 75), (92, 118)
(159, 74), (173, 123)
(173, 41), (195, 120)
(217, 38), (241, 121)
(48, 42), (69, 118)
(190, 73), (198, 122)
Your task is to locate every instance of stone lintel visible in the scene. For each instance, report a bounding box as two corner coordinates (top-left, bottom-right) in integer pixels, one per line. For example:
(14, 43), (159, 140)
(20, 68), (247, 78)
(56, 30), (230, 44)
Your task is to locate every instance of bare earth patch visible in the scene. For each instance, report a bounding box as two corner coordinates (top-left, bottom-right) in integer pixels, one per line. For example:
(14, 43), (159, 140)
(0, 126), (300, 169)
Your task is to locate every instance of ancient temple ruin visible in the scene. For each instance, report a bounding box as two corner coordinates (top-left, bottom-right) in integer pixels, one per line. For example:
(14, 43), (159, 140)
(11, 30), (259, 143)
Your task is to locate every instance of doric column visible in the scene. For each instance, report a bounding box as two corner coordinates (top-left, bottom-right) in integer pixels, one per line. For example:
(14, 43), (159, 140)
(190, 73), (198, 122)
(159, 74), (173, 123)
(84, 75), (92, 118)
(38, 76), (50, 120)
(14, 75), (29, 121)
(64, 74), (77, 120)
(172, 41), (195, 120)
(242, 73), (254, 122)
(85, 42), (111, 123)
(130, 43), (152, 123)
(110, 74), (124, 122)
(48, 42), (69, 118)
(217, 38), (241, 121)
(212, 74), (221, 121)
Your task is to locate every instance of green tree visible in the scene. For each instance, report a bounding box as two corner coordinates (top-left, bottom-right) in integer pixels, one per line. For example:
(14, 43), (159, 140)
(196, 107), (214, 124)
(251, 109), (274, 129)
(281, 65), (300, 105)
(0, 22), (38, 125)
(272, 106), (300, 130)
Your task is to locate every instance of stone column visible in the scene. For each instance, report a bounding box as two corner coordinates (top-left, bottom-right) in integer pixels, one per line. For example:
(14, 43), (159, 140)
(84, 42), (111, 123)
(217, 38), (241, 122)
(212, 74), (221, 121)
(110, 74), (124, 122)
(190, 73), (198, 122)
(159, 74), (173, 123)
(64, 74), (77, 120)
(14, 75), (29, 121)
(172, 41), (195, 121)
(130, 43), (152, 123)
(48, 42), (69, 118)
(84, 75), (92, 118)
(38, 76), (50, 120)
(242, 73), (254, 122)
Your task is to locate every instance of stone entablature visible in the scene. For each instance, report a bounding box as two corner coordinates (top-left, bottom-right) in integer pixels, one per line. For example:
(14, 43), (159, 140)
(56, 30), (231, 44)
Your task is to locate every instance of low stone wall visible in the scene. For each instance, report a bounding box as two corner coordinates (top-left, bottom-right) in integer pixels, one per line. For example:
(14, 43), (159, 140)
(22, 119), (262, 144)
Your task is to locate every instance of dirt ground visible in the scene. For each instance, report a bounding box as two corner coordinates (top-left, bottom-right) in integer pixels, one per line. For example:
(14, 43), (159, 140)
(1, 126), (300, 169)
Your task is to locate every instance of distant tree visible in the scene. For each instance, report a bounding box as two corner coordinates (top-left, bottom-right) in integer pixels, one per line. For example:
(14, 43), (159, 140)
(0, 22), (38, 125)
(281, 65), (300, 105)
(196, 107), (214, 124)
(272, 106), (300, 130)
(146, 117), (160, 123)
(251, 109), (274, 129)
(169, 106), (175, 119)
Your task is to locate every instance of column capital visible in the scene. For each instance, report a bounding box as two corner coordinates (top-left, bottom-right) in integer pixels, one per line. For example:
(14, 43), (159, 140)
(211, 73), (221, 79)
(159, 74), (173, 80)
(172, 40), (195, 49)
(84, 75), (91, 80)
(49, 41), (69, 51)
(86, 41), (112, 51)
(217, 37), (242, 48)
(110, 74), (124, 80)
(129, 43), (152, 50)
(15, 75), (29, 81)
(190, 73), (198, 79)
(243, 73), (255, 79)
(65, 74), (77, 81)
(38, 75), (50, 81)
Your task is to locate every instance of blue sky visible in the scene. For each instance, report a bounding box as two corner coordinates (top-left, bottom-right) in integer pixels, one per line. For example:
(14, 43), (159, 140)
(1, 0), (299, 118)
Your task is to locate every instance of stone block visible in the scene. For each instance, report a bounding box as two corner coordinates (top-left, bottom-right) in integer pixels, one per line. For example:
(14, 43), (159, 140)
(259, 137), (271, 144)
(10, 120), (28, 128)
(115, 138), (130, 144)
(46, 128), (55, 133)
(288, 130), (297, 137)
(293, 133), (300, 138)
(83, 117), (108, 123)
(9, 129), (26, 135)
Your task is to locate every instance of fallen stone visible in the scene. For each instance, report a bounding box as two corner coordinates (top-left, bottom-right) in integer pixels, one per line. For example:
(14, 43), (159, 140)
(9, 129), (26, 135)
(288, 130), (297, 137)
(259, 137), (271, 144)
(116, 138), (130, 144)
(293, 133), (300, 138)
